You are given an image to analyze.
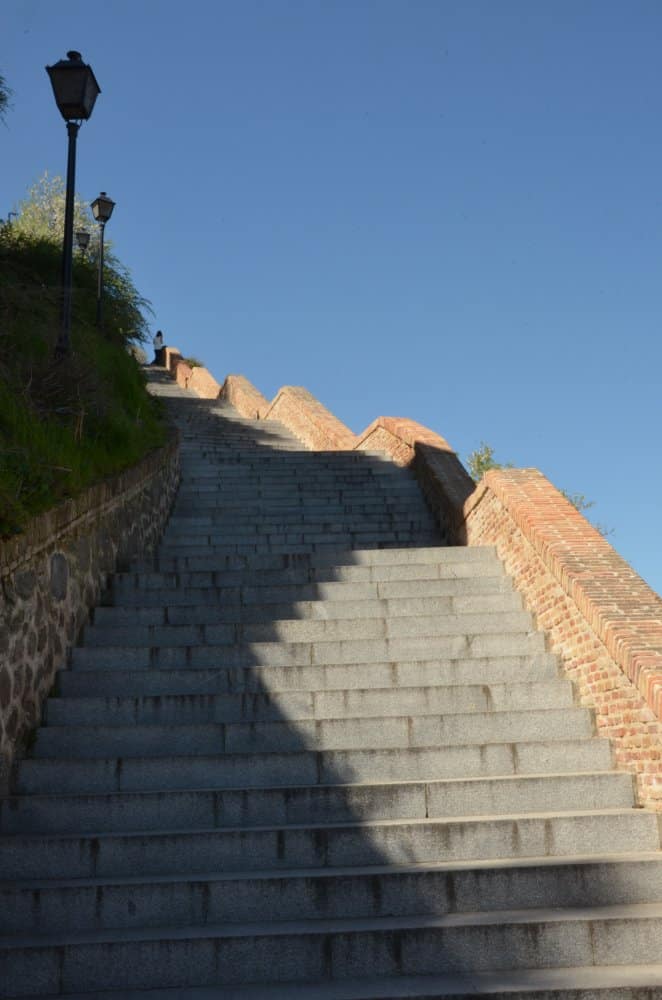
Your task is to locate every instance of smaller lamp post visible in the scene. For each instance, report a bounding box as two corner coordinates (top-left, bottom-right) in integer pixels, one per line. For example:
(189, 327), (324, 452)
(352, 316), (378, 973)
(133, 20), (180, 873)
(75, 229), (90, 255)
(46, 51), (100, 356)
(91, 191), (115, 330)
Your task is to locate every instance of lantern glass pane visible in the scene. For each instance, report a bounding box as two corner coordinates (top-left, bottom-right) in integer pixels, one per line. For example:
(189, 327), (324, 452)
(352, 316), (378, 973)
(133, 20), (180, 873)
(47, 57), (100, 120)
(92, 195), (115, 223)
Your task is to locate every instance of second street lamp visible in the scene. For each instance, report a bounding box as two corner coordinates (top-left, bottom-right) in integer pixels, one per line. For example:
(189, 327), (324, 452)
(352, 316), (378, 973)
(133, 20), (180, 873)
(75, 229), (90, 255)
(46, 50), (100, 357)
(91, 191), (115, 330)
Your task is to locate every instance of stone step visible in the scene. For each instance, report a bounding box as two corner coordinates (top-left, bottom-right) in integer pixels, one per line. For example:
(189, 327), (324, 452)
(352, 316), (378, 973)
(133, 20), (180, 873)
(175, 486), (420, 501)
(93, 593), (524, 627)
(1, 809), (658, 882)
(168, 507), (435, 523)
(121, 561), (505, 593)
(2, 901), (662, 996)
(69, 631), (546, 670)
(160, 519), (438, 541)
(177, 462), (411, 476)
(131, 545), (498, 575)
(171, 498), (432, 514)
(11, 963), (662, 1000)
(178, 471), (412, 485)
(174, 484), (424, 500)
(31, 706), (594, 759)
(158, 531), (440, 551)
(154, 536), (443, 559)
(45, 677), (572, 727)
(15, 737), (615, 795)
(113, 560), (506, 595)
(172, 494), (431, 509)
(149, 545), (498, 569)
(56, 652), (560, 697)
(81, 610), (534, 648)
(105, 575), (513, 609)
(1, 853), (659, 937)
(0, 772), (635, 836)
(177, 450), (392, 461)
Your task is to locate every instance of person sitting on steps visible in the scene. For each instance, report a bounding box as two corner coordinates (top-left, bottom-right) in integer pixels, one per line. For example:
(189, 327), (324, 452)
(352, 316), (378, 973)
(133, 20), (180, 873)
(152, 330), (165, 365)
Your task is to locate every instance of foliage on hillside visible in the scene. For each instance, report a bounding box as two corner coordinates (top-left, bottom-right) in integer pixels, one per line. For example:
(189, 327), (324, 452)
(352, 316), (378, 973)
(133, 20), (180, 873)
(0, 224), (166, 537)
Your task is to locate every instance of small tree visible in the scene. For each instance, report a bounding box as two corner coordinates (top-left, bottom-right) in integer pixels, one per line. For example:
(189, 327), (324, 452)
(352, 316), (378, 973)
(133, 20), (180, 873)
(11, 173), (92, 242)
(466, 442), (512, 481)
(10, 173), (151, 343)
(466, 441), (612, 536)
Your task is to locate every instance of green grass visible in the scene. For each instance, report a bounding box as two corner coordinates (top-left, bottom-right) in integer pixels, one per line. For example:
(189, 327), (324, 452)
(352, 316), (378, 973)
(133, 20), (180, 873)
(0, 228), (167, 536)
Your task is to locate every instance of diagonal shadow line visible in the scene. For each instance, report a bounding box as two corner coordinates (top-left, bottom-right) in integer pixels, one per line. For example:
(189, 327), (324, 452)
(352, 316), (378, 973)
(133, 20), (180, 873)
(0, 373), (659, 995)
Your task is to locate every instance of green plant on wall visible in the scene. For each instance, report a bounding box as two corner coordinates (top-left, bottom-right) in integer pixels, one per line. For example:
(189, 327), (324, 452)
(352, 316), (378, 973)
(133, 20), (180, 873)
(466, 441), (612, 537)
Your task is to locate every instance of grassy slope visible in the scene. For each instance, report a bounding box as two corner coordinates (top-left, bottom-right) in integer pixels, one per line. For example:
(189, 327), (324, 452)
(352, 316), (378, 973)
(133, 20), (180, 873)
(0, 230), (166, 536)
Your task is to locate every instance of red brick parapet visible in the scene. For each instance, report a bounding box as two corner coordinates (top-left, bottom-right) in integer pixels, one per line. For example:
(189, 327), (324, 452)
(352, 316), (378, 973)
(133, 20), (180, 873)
(219, 375), (270, 419)
(354, 417), (475, 544)
(263, 386), (357, 451)
(463, 469), (662, 807)
(187, 367), (222, 399)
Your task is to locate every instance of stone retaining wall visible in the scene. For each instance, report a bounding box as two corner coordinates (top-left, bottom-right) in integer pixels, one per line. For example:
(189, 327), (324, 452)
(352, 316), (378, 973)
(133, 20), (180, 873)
(0, 432), (180, 789)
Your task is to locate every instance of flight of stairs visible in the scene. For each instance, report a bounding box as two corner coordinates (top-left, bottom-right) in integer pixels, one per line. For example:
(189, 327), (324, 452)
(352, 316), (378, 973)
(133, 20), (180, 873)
(1, 370), (661, 998)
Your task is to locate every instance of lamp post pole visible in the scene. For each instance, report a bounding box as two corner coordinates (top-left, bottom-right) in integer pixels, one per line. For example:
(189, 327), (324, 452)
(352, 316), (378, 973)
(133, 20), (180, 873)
(60, 120), (80, 353)
(91, 192), (115, 331)
(96, 219), (106, 328)
(45, 50), (100, 358)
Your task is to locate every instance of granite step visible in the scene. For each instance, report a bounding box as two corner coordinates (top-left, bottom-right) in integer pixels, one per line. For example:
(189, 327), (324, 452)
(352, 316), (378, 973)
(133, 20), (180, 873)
(2, 902), (662, 996)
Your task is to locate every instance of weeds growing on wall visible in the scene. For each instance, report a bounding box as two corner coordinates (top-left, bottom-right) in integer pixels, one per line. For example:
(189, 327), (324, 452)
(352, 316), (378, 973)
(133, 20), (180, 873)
(0, 226), (166, 536)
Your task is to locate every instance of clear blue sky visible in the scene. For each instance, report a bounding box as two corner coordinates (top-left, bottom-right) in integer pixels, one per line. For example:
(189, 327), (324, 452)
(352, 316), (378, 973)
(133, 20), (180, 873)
(3, 1), (661, 595)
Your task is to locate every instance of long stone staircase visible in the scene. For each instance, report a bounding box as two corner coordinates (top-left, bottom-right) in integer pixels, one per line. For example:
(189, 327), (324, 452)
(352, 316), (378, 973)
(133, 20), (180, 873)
(1, 370), (662, 998)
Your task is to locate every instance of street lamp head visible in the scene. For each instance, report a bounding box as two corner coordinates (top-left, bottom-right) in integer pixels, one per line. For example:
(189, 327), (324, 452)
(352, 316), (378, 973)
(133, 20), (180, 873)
(75, 229), (91, 251)
(91, 192), (115, 224)
(46, 51), (100, 122)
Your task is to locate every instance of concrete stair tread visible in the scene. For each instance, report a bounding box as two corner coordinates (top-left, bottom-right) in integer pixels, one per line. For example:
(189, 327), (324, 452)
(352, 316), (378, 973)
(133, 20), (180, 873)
(56, 655), (561, 694)
(136, 544), (497, 567)
(93, 594), (523, 624)
(17, 737), (615, 792)
(55, 662), (561, 696)
(4, 806), (654, 841)
(105, 581), (514, 607)
(31, 707), (594, 759)
(22, 965), (662, 998)
(69, 634), (547, 670)
(81, 610), (534, 643)
(113, 564), (507, 589)
(4, 901), (662, 949)
(45, 679), (574, 723)
(8, 850), (662, 892)
(1, 770), (631, 833)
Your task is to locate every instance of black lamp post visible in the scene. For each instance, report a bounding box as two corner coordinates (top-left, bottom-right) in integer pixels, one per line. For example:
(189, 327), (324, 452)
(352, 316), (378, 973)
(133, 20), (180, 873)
(46, 51), (100, 357)
(91, 191), (115, 330)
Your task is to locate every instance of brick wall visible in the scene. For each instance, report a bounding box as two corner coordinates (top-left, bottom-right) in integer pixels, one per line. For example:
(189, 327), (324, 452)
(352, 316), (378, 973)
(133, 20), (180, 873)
(263, 386), (357, 451)
(462, 470), (662, 808)
(220, 375), (270, 419)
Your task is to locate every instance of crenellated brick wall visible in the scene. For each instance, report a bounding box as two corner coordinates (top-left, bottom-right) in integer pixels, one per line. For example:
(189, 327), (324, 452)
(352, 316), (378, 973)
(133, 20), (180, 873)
(462, 470), (662, 808)
(159, 358), (662, 808)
